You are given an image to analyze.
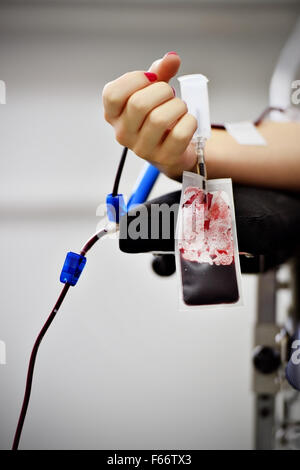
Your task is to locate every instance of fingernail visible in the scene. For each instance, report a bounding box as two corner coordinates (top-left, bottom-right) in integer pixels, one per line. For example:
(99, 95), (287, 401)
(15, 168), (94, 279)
(172, 86), (176, 96)
(166, 51), (178, 56)
(144, 72), (157, 82)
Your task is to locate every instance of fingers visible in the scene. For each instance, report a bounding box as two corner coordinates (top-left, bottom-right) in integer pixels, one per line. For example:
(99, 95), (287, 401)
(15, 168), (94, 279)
(132, 98), (188, 159)
(102, 70), (157, 122)
(121, 81), (174, 134)
(148, 51), (181, 82)
(102, 53), (181, 123)
(159, 113), (198, 167)
(102, 54), (198, 180)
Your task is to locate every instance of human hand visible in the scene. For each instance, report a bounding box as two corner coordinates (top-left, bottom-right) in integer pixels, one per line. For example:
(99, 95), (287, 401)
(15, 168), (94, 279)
(102, 52), (197, 180)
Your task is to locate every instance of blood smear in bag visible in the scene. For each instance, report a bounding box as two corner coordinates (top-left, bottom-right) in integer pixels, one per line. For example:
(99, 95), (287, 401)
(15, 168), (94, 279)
(179, 186), (239, 305)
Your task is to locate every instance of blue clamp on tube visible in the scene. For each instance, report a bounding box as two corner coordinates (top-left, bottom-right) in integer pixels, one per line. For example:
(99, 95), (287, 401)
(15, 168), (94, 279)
(106, 163), (159, 223)
(106, 193), (126, 223)
(60, 252), (87, 286)
(127, 163), (159, 211)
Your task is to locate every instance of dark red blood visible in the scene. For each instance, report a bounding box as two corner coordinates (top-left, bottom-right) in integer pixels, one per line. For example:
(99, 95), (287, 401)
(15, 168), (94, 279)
(180, 257), (239, 305)
(207, 193), (213, 210)
(183, 193), (198, 207)
(183, 190), (202, 207)
(204, 220), (210, 230)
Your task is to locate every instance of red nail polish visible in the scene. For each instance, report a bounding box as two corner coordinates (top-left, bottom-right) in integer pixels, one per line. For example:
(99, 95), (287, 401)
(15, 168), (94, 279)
(166, 51), (178, 56)
(144, 72), (157, 82)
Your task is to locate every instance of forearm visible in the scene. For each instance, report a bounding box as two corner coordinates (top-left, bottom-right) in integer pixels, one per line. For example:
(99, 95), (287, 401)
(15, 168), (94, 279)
(203, 121), (300, 191)
(102, 53), (300, 191)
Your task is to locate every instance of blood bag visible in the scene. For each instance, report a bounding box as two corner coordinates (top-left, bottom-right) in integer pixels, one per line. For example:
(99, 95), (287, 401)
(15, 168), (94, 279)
(176, 171), (243, 309)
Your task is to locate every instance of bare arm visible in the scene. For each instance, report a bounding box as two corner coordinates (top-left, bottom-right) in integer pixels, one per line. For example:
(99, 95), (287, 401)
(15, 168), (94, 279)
(202, 121), (300, 191)
(102, 52), (300, 192)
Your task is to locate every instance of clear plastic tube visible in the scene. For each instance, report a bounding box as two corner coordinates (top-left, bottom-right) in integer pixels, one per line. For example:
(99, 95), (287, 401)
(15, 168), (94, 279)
(176, 74), (242, 309)
(177, 74), (211, 140)
(178, 74), (211, 190)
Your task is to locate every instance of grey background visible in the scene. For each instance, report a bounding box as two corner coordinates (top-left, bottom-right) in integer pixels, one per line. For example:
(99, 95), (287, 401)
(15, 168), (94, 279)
(0, 0), (299, 450)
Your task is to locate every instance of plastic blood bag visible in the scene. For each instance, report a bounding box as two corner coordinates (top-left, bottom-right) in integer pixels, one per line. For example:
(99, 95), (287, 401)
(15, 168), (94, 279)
(176, 74), (242, 307)
(176, 172), (242, 307)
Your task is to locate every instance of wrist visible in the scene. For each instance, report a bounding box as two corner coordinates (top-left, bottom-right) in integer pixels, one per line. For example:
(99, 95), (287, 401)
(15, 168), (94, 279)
(184, 129), (228, 179)
(204, 129), (229, 179)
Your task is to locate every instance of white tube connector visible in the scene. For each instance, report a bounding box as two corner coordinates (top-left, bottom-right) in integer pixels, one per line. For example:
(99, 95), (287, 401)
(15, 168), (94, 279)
(177, 74), (211, 141)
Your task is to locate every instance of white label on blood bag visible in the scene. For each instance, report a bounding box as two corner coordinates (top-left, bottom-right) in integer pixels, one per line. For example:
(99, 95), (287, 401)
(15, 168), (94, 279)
(225, 121), (267, 146)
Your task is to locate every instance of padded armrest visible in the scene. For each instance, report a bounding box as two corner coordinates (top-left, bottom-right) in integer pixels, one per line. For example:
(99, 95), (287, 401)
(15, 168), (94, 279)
(119, 185), (300, 272)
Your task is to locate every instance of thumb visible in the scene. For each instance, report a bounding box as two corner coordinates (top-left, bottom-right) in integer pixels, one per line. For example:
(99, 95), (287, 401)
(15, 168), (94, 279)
(148, 52), (181, 83)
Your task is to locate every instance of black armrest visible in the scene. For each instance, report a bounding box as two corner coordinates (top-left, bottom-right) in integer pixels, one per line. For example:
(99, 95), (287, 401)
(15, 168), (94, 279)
(119, 185), (300, 273)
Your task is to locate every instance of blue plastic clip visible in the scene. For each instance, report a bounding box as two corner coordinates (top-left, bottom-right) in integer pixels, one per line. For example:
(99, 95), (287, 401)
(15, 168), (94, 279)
(106, 193), (126, 223)
(60, 252), (87, 286)
(127, 163), (159, 211)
